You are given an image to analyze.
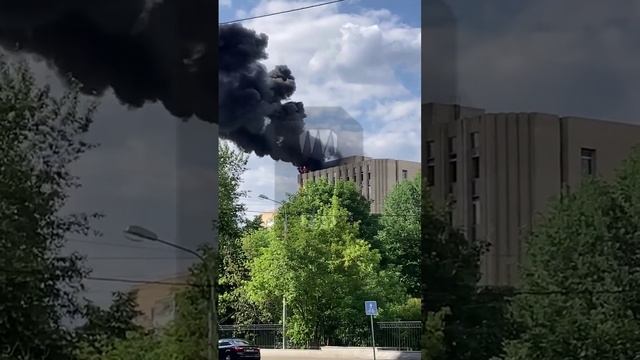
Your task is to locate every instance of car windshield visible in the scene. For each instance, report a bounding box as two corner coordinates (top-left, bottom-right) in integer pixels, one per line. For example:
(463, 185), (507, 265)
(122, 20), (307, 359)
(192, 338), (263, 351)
(233, 340), (251, 346)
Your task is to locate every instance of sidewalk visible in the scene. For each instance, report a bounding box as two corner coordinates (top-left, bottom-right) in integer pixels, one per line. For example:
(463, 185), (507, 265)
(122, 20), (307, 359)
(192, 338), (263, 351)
(260, 347), (421, 360)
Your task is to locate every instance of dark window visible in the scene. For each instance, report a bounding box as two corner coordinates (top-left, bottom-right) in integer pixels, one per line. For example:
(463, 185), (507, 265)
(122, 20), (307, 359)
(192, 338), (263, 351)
(472, 156), (480, 179)
(449, 160), (457, 183)
(426, 141), (435, 159)
(402, 169), (408, 179)
(219, 342), (231, 347)
(448, 136), (457, 157)
(427, 165), (435, 186)
(581, 148), (596, 176)
(470, 132), (480, 149)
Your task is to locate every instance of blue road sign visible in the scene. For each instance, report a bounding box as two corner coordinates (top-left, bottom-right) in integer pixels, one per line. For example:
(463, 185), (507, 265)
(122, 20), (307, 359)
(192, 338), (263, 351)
(365, 301), (378, 316)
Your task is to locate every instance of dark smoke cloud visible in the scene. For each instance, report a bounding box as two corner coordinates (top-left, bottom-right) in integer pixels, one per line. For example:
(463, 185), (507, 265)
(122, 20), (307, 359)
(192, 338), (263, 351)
(0, 2), (333, 168)
(0, 0), (215, 122)
(219, 24), (337, 170)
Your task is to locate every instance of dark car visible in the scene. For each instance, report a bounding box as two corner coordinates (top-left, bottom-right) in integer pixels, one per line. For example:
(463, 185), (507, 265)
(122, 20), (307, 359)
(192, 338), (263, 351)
(218, 338), (261, 360)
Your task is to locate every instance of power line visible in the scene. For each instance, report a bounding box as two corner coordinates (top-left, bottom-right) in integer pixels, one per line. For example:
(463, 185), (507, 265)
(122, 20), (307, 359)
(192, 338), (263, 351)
(85, 276), (199, 287)
(66, 238), (176, 252)
(219, 0), (345, 25)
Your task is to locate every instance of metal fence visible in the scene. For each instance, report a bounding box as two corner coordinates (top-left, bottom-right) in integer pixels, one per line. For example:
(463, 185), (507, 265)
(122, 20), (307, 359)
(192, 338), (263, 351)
(219, 324), (282, 349)
(376, 321), (422, 351)
(220, 321), (421, 351)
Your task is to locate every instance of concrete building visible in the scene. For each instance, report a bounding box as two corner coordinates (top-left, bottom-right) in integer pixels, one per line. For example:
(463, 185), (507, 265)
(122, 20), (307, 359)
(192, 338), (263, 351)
(298, 156), (421, 214)
(259, 210), (276, 228)
(131, 273), (190, 329)
(423, 103), (640, 286)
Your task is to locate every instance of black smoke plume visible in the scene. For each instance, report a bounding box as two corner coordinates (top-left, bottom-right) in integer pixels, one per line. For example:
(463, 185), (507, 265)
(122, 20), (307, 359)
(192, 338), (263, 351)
(0, 0), (215, 123)
(219, 24), (336, 170)
(0, 2), (334, 169)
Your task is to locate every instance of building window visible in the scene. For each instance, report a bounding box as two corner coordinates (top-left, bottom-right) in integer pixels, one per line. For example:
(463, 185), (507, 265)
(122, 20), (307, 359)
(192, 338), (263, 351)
(427, 165), (435, 186)
(402, 169), (408, 180)
(448, 136), (457, 158)
(426, 141), (434, 159)
(449, 160), (457, 183)
(472, 156), (480, 179)
(581, 148), (596, 176)
(470, 132), (480, 149)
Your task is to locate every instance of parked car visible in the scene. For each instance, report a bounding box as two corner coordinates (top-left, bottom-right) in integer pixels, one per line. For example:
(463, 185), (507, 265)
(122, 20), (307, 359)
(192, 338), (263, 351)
(218, 338), (261, 360)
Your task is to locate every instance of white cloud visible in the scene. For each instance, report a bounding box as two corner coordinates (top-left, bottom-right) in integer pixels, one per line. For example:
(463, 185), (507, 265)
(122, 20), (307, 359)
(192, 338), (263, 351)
(241, 0), (420, 109)
(232, 0), (421, 209)
(219, 0), (232, 8)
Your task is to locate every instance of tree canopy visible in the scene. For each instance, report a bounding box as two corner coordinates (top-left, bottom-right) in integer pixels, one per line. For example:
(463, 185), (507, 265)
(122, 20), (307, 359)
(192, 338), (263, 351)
(242, 192), (406, 347)
(0, 58), (98, 359)
(376, 174), (421, 296)
(502, 148), (640, 359)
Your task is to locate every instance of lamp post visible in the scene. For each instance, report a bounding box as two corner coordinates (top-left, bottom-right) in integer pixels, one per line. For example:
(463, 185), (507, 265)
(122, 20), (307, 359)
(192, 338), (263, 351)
(257, 194), (288, 349)
(124, 225), (218, 360)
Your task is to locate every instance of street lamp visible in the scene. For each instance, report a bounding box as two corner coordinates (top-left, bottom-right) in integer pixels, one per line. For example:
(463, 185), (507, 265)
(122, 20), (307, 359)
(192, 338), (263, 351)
(124, 225), (218, 360)
(257, 194), (288, 350)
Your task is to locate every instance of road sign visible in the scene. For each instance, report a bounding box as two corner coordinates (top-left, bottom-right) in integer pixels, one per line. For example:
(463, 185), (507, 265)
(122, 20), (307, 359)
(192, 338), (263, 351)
(365, 301), (378, 360)
(365, 301), (378, 316)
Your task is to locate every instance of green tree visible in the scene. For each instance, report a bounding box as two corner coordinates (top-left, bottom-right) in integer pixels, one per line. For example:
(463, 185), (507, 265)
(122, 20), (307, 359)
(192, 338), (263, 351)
(376, 174), (421, 296)
(422, 307), (451, 360)
(243, 194), (405, 347)
(421, 182), (512, 360)
(0, 58), (98, 359)
(279, 180), (380, 247)
(76, 290), (144, 356)
(166, 245), (217, 359)
(216, 142), (255, 325)
(503, 149), (640, 359)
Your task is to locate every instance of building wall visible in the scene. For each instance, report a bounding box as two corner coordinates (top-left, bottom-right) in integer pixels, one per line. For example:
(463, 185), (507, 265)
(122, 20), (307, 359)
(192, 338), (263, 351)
(131, 274), (190, 329)
(298, 157), (420, 214)
(424, 103), (640, 286)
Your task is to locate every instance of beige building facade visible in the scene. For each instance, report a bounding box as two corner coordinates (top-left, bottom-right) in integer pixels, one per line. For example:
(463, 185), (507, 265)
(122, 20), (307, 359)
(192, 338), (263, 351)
(298, 156), (420, 214)
(131, 273), (190, 329)
(423, 103), (640, 286)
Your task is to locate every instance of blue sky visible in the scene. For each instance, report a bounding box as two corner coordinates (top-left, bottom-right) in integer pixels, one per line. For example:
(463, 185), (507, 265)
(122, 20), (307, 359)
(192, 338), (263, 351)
(219, 0), (421, 215)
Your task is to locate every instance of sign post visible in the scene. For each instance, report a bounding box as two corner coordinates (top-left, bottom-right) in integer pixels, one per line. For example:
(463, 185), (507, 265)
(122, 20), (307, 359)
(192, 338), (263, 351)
(365, 301), (378, 360)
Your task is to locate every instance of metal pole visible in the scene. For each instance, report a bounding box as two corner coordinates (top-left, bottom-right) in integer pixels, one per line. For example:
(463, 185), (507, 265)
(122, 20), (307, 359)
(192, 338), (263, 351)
(208, 276), (214, 360)
(282, 208), (287, 350)
(370, 315), (376, 360)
